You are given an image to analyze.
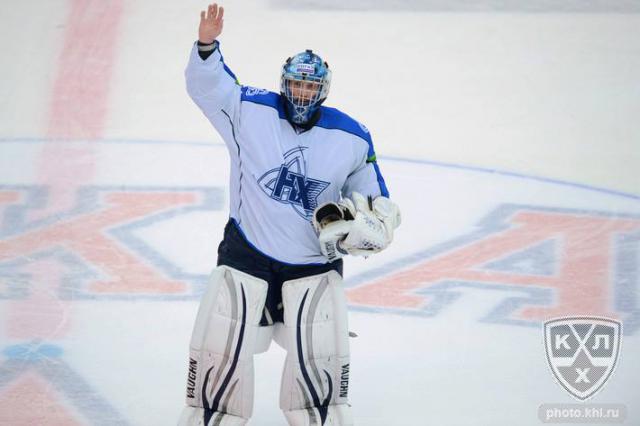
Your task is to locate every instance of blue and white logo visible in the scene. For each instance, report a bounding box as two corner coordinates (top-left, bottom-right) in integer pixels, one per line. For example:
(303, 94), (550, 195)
(244, 86), (269, 96)
(258, 147), (329, 219)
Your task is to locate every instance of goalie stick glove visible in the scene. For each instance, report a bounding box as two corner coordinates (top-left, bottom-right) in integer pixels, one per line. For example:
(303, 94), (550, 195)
(313, 193), (401, 261)
(312, 200), (354, 262)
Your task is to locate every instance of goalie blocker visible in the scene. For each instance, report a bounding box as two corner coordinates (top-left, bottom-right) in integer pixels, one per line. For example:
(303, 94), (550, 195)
(179, 220), (353, 426)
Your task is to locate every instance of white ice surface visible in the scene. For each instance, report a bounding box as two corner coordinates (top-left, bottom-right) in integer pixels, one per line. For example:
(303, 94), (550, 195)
(0, 1), (639, 425)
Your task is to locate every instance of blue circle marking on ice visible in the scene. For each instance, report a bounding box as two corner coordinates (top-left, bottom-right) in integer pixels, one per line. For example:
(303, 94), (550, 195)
(1, 137), (637, 201)
(3, 342), (64, 360)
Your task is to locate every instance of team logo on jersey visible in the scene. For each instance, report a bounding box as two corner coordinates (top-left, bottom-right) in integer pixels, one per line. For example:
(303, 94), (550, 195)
(257, 147), (329, 220)
(544, 317), (622, 400)
(244, 86), (269, 96)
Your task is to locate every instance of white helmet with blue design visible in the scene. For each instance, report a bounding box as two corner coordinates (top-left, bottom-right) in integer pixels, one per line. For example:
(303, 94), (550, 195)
(280, 49), (331, 125)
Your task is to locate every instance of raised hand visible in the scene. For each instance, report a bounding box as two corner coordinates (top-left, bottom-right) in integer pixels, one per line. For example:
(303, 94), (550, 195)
(199, 3), (224, 44)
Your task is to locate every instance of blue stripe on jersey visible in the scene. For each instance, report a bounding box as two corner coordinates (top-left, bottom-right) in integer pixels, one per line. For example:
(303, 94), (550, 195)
(315, 106), (372, 153)
(240, 87), (287, 119)
(223, 63), (237, 82)
(237, 89), (390, 197)
(316, 106), (390, 197)
(373, 161), (390, 197)
(230, 218), (328, 266)
(215, 43), (239, 83)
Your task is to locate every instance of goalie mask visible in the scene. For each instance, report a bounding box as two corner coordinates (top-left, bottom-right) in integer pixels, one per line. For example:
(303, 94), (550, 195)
(280, 49), (331, 125)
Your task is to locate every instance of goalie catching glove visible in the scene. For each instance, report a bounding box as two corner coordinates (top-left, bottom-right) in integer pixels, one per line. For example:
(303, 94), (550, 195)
(313, 192), (401, 261)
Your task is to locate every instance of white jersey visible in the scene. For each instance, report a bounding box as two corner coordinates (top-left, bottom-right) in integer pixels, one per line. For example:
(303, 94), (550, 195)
(186, 43), (389, 264)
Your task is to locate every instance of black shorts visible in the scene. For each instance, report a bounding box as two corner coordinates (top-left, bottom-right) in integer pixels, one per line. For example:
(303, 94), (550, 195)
(216, 219), (343, 326)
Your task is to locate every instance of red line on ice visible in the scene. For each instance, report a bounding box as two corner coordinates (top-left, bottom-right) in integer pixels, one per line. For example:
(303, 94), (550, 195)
(38, 0), (124, 214)
(47, 0), (123, 140)
(9, 0), (124, 339)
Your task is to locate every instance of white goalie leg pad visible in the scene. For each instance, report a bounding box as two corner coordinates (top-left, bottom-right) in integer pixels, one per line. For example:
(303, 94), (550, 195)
(179, 266), (268, 426)
(178, 406), (247, 426)
(284, 405), (353, 426)
(279, 271), (353, 426)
